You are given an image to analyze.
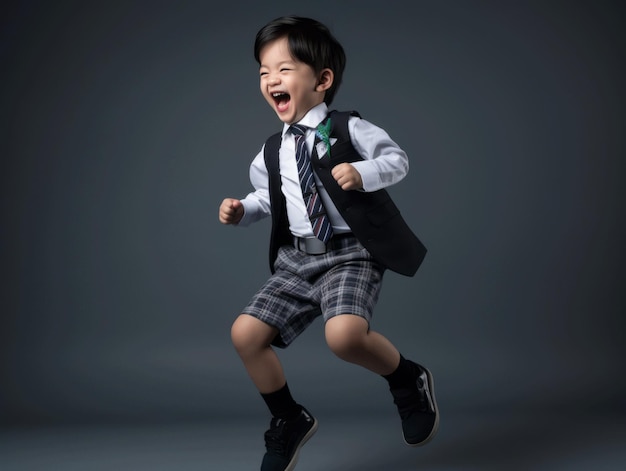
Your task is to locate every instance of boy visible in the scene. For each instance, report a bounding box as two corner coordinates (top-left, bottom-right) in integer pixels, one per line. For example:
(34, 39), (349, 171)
(218, 16), (438, 471)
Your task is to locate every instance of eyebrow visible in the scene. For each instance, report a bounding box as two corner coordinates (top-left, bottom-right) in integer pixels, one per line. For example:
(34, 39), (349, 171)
(259, 60), (297, 69)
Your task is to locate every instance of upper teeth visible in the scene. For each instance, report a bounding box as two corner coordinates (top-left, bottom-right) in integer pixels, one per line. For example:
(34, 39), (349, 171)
(273, 92), (286, 97)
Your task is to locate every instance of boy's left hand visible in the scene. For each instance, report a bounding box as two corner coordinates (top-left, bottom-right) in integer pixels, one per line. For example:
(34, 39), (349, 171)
(331, 163), (363, 191)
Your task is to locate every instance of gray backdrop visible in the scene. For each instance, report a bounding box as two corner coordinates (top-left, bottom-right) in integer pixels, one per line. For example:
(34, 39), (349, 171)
(2, 0), (625, 425)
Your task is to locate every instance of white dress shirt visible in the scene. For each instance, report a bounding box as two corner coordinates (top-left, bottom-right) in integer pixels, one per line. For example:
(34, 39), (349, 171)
(238, 103), (409, 238)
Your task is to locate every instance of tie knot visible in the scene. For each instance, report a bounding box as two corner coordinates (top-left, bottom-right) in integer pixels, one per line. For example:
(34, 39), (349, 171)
(289, 124), (307, 137)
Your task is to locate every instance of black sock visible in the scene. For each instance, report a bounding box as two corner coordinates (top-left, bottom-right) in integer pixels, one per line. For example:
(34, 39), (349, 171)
(382, 355), (415, 389)
(261, 383), (302, 420)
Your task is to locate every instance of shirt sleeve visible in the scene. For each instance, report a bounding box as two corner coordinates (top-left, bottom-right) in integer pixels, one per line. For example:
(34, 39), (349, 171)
(238, 146), (272, 226)
(347, 117), (410, 192)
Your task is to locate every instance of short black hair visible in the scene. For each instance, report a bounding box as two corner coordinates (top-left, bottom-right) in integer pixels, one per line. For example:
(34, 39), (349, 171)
(254, 16), (346, 106)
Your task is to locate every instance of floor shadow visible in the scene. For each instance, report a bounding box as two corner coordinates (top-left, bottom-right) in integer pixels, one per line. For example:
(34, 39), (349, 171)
(321, 409), (626, 471)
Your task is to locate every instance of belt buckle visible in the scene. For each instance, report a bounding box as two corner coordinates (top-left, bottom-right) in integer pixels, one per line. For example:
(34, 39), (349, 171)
(296, 237), (327, 255)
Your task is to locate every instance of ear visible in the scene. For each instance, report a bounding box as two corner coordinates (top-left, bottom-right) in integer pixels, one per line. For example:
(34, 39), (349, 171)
(315, 68), (334, 92)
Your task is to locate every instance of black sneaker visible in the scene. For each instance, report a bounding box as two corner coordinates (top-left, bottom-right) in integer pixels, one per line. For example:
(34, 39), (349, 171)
(390, 361), (439, 446)
(261, 407), (318, 471)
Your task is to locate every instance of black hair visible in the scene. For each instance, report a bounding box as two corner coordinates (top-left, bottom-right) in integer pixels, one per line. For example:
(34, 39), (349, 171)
(254, 16), (346, 106)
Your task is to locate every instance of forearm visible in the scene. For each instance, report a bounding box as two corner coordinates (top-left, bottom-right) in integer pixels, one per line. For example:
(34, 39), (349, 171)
(351, 154), (408, 192)
(349, 117), (410, 192)
(238, 148), (272, 226)
(239, 191), (271, 226)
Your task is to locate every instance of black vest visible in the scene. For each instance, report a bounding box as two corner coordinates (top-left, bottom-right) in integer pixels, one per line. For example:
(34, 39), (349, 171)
(263, 110), (426, 277)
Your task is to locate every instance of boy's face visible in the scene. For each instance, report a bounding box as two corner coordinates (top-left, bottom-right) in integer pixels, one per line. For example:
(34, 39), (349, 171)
(259, 36), (331, 125)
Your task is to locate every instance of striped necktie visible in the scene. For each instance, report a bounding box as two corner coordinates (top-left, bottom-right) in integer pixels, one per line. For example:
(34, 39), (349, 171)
(290, 124), (334, 243)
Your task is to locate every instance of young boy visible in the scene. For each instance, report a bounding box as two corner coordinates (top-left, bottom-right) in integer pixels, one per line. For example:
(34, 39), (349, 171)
(219, 16), (438, 471)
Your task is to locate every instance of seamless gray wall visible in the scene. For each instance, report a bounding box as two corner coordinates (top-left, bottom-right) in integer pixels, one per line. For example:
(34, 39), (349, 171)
(2, 0), (624, 424)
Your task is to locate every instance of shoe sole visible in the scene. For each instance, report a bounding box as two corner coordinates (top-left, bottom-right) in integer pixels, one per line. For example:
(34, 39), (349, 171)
(284, 417), (318, 471)
(405, 365), (439, 447)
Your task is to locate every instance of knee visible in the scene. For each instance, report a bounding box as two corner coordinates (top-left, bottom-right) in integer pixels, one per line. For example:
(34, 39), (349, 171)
(231, 314), (275, 357)
(231, 315), (262, 356)
(325, 315), (368, 361)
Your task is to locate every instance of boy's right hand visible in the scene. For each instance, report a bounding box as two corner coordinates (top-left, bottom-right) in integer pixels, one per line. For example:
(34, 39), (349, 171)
(219, 198), (244, 225)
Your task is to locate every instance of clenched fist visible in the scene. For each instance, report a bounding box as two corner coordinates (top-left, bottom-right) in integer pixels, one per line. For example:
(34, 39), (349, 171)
(331, 163), (363, 191)
(219, 198), (244, 225)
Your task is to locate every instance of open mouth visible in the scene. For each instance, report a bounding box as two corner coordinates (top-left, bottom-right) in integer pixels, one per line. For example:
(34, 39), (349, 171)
(272, 92), (290, 111)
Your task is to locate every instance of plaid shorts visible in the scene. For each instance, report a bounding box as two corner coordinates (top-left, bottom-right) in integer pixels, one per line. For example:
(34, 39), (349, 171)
(242, 235), (385, 348)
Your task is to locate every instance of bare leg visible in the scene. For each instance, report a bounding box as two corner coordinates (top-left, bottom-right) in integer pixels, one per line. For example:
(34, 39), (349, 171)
(231, 314), (286, 393)
(324, 314), (400, 375)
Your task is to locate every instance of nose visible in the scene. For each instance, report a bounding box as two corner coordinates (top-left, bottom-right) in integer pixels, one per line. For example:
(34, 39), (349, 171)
(267, 73), (280, 86)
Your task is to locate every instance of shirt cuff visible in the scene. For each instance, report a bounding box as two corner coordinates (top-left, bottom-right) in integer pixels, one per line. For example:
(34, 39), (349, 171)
(237, 200), (253, 226)
(350, 160), (379, 192)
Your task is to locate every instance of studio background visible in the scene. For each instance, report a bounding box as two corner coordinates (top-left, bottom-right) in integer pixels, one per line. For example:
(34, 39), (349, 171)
(2, 0), (624, 434)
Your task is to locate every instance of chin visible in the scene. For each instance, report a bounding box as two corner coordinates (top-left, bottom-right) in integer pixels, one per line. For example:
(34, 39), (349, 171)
(275, 110), (295, 124)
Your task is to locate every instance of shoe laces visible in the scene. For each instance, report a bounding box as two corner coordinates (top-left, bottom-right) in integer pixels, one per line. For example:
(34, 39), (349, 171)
(264, 418), (289, 455)
(392, 373), (434, 418)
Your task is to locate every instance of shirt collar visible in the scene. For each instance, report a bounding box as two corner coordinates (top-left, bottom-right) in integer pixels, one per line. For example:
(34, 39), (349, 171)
(281, 102), (329, 137)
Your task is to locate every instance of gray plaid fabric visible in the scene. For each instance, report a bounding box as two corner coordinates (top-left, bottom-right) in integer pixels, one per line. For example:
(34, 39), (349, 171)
(242, 236), (385, 348)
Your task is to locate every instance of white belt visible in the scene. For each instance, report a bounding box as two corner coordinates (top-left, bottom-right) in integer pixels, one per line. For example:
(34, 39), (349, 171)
(294, 236), (328, 255)
(293, 233), (354, 255)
